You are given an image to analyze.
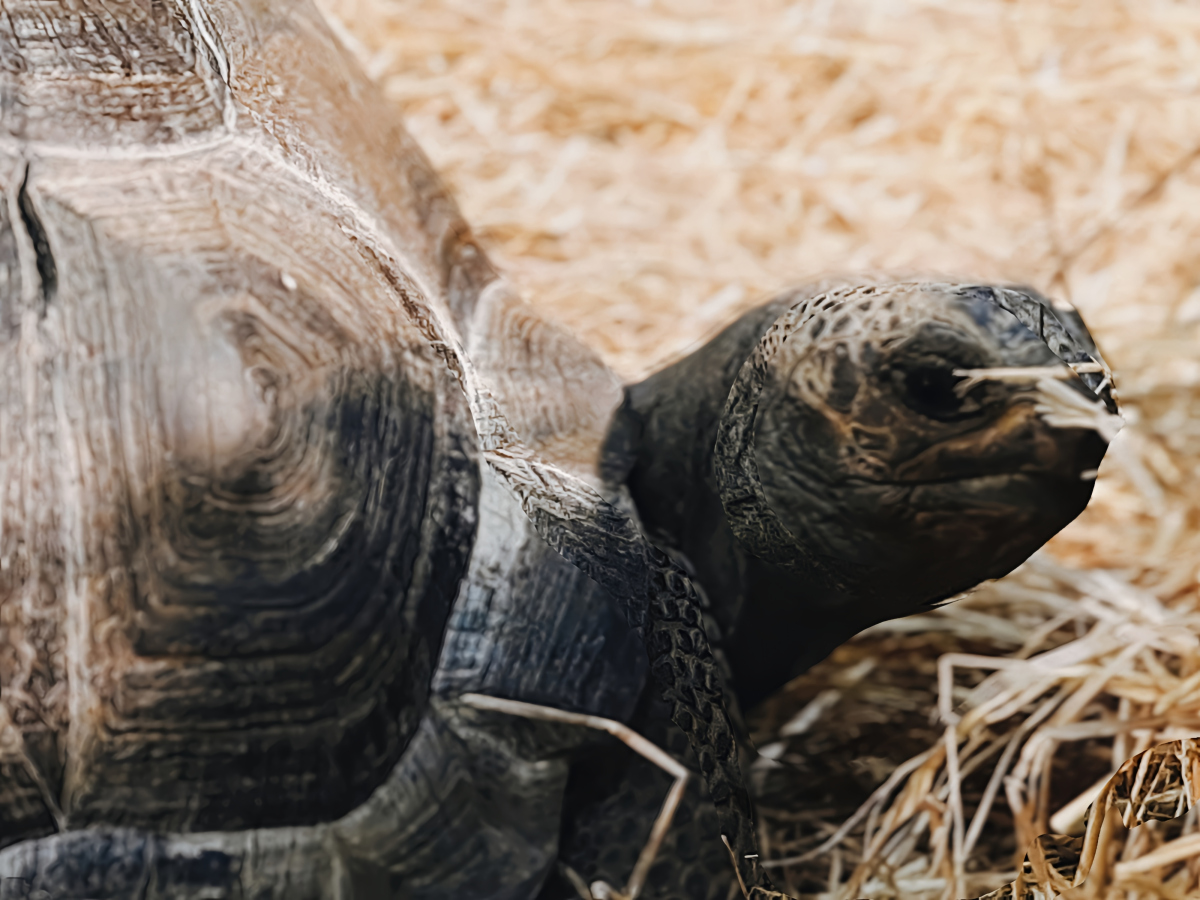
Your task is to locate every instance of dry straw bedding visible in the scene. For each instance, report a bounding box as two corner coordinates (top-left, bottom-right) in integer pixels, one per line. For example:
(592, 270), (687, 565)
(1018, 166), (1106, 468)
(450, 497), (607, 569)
(322, 0), (1200, 896)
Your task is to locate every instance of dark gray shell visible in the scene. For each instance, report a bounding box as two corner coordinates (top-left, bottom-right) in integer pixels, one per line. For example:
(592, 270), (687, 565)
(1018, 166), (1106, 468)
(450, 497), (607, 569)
(0, 1), (765, 897)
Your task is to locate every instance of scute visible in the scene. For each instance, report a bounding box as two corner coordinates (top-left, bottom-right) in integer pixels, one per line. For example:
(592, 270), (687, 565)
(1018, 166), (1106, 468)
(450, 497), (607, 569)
(0, 0), (231, 146)
(0, 156), (480, 838)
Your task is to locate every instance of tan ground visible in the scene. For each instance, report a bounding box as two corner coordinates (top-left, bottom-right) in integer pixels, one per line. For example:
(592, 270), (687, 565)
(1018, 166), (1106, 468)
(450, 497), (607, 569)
(321, 1), (1200, 896)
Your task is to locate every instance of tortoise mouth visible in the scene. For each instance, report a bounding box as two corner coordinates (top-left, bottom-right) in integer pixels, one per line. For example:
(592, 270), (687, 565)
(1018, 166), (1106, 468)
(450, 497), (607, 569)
(827, 466), (1099, 524)
(870, 392), (1108, 487)
(835, 431), (1107, 489)
(869, 464), (1096, 489)
(854, 459), (1104, 521)
(764, 455), (1103, 581)
(801, 467), (1101, 598)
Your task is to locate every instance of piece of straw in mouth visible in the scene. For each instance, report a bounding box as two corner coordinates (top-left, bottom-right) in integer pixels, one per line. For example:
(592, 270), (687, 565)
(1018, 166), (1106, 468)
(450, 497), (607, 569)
(951, 363), (1105, 396)
(1033, 378), (1125, 445)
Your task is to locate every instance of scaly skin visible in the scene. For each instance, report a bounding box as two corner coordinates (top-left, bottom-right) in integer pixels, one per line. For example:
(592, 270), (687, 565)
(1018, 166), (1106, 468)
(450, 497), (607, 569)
(0, 1), (1113, 896)
(0, 0), (773, 893)
(555, 281), (1113, 898)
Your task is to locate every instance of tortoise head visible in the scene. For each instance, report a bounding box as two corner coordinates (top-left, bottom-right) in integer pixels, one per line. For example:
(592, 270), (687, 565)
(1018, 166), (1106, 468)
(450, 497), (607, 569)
(714, 282), (1116, 610)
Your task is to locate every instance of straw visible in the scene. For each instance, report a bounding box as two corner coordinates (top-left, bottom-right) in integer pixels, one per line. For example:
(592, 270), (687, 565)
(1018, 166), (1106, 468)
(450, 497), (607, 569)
(319, 1), (1200, 895)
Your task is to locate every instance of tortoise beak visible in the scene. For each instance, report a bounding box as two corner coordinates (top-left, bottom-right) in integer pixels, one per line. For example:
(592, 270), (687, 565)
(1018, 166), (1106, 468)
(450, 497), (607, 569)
(886, 287), (1115, 486)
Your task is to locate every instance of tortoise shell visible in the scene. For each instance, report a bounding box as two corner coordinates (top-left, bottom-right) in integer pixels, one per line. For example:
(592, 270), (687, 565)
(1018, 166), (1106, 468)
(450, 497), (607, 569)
(0, 2), (1113, 898)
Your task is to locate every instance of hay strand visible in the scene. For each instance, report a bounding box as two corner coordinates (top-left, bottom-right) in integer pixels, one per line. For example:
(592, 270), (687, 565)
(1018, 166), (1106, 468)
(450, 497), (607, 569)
(321, 1), (1200, 896)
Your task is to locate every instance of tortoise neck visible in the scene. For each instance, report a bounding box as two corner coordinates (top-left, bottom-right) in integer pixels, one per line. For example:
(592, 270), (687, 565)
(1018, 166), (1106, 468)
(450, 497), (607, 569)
(604, 300), (792, 635)
(606, 294), (894, 709)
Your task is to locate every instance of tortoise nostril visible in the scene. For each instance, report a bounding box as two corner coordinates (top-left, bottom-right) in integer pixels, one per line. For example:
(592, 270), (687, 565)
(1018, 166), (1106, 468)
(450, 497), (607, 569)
(902, 365), (966, 419)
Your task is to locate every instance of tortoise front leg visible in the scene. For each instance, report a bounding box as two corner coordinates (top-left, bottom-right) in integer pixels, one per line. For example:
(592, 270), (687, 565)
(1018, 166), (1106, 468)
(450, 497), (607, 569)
(0, 702), (568, 900)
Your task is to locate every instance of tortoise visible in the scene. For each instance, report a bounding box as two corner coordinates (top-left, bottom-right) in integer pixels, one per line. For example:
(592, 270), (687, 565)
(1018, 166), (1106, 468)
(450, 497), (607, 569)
(0, 1), (1115, 898)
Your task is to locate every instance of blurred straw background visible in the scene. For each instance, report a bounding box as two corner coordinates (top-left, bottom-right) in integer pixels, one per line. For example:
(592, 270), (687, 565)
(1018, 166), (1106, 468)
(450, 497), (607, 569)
(319, 0), (1200, 896)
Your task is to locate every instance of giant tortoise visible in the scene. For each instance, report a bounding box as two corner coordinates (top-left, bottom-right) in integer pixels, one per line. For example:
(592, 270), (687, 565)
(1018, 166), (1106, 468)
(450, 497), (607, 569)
(0, 2), (1115, 898)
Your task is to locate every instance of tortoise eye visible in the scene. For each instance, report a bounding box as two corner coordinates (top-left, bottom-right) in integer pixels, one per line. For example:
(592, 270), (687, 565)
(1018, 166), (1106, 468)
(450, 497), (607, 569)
(900, 364), (966, 420)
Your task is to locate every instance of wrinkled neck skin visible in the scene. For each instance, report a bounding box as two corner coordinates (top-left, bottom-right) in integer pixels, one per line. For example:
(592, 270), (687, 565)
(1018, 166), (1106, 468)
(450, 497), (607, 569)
(606, 289), (838, 708)
(610, 281), (1111, 709)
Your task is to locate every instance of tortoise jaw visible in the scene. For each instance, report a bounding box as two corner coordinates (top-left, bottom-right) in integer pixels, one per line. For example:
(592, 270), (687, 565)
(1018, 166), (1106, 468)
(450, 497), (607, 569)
(820, 398), (1106, 577)
(886, 393), (1110, 487)
(788, 464), (1102, 610)
(751, 363), (1109, 606)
